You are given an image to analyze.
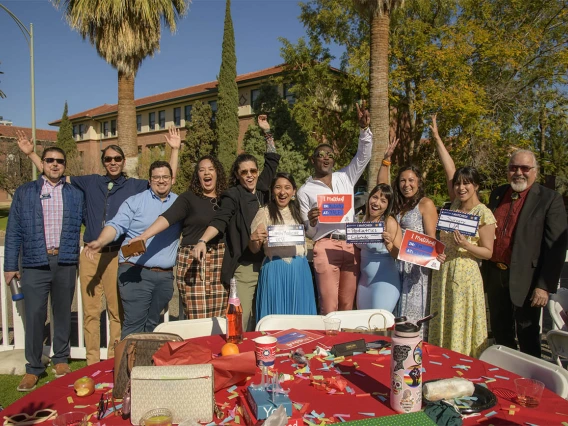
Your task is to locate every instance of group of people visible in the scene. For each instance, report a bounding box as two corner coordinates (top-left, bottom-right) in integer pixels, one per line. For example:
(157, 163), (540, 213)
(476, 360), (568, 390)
(4, 106), (567, 393)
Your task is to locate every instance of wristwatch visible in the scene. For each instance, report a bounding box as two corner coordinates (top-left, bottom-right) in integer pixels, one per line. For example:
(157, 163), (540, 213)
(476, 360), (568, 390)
(198, 239), (207, 244)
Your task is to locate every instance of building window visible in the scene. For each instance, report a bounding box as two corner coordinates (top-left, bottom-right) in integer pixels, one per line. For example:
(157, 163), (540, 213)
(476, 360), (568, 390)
(136, 115), (141, 132)
(159, 110), (165, 129)
(184, 105), (192, 123)
(209, 100), (217, 121)
(251, 89), (260, 111)
(283, 83), (296, 105)
(78, 124), (85, 140)
(173, 107), (181, 126)
(110, 120), (117, 136)
(72, 125), (77, 139)
(149, 112), (155, 130)
(103, 121), (109, 138)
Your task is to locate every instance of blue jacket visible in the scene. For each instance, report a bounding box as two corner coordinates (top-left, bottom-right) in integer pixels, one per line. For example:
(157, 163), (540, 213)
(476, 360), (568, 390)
(4, 176), (84, 271)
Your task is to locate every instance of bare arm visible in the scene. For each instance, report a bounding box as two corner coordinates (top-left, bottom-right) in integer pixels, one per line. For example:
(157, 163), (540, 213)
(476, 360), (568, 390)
(430, 114), (456, 201)
(377, 136), (399, 185)
(165, 126), (181, 185)
(84, 226), (118, 260)
(419, 197), (438, 238)
(128, 216), (171, 246)
(383, 216), (402, 259)
(193, 226), (221, 261)
(452, 223), (495, 260)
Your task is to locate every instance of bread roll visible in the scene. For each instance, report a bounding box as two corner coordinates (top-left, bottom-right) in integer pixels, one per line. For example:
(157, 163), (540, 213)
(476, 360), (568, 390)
(423, 378), (475, 401)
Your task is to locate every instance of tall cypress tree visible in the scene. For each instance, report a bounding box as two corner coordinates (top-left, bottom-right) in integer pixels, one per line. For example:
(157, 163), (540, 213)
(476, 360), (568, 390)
(56, 101), (77, 155)
(216, 0), (239, 173)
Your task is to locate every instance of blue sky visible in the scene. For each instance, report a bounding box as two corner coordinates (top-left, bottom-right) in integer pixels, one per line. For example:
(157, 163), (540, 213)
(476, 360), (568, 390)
(0, 0), (342, 130)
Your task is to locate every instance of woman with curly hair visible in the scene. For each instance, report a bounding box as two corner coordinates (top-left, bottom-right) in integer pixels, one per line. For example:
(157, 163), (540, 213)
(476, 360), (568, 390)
(131, 154), (229, 319)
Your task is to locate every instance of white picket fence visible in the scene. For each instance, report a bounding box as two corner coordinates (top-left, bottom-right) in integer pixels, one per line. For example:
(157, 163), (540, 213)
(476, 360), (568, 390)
(0, 247), (171, 359)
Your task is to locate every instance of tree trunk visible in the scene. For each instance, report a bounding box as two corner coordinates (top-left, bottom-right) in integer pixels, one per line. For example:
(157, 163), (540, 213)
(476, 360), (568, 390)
(367, 12), (391, 192)
(118, 72), (139, 177)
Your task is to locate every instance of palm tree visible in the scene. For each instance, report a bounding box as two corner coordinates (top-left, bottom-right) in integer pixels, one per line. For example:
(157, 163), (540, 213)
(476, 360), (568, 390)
(52, 0), (189, 175)
(353, 0), (404, 190)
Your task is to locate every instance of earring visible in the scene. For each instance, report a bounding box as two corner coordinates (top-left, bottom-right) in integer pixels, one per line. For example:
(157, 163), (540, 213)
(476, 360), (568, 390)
(291, 195), (296, 201)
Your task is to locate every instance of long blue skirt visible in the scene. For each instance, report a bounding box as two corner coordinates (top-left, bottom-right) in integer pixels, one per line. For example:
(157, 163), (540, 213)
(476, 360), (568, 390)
(256, 255), (317, 321)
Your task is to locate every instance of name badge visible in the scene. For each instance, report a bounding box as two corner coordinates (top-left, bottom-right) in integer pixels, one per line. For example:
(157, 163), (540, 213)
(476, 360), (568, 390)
(346, 222), (384, 243)
(40, 193), (51, 200)
(267, 224), (305, 247)
(436, 209), (480, 237)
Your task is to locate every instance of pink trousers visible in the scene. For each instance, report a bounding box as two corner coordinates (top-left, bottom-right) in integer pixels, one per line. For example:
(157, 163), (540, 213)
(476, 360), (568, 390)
(312, 238), (359, 314)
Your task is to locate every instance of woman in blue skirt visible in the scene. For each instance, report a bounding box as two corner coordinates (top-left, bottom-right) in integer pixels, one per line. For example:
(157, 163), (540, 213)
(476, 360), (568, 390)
(249, 172), (317, 320)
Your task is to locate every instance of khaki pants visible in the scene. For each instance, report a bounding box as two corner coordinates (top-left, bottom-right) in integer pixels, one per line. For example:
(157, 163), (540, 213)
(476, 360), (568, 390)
(233, 262), (260, 332)
(80, 249), (122, 365)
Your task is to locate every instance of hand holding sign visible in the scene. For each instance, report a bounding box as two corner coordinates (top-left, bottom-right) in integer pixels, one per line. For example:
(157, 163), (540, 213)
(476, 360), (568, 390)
(252, 223), (268, 244)
(308, 207), (320, 228)
(317, 194), (353, 224)
(453, 230), (469, 249)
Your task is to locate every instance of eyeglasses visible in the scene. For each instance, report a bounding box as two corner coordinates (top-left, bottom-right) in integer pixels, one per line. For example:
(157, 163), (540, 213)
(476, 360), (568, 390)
(508, 164), (534, 173)
(97, 393), (109, 420)
(315, 151), (336, 160)
(150, 175), (172, 182)
(3, 409), (57, 425)
(239, 168), (258, 177)
(103, 156), (123, 163)
(43, 158), (65, 165)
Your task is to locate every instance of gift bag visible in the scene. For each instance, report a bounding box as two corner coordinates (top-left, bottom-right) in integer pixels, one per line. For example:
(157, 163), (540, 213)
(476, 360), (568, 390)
(130, 365), (214, 425)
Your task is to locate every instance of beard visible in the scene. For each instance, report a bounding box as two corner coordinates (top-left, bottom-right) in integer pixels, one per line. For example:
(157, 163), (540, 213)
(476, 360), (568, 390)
(510, 178), (528, 192)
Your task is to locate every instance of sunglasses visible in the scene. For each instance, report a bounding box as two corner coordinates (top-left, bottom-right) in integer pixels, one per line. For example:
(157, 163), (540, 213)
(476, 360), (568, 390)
(508, 164), (534, 173)
(239, 168), (258, 177)
(3, 409), (57, 425)
(43, 158), (65, 165)
(315, 150), (336, 160)
(103, 156), (123, 163)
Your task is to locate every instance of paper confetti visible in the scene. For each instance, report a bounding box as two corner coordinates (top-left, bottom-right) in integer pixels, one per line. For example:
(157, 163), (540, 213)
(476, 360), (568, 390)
(371, 363), (384, 368)
(91, 370), (101, 377)
(494, 375), (510, 380)
(485, 411), (498, 417)
(354, 371), (366, 377)
(227, 385), (237, 393)
(488, 367), (499, 371)
(358, 413), (375, 417)
(67, 396), (74, 404)
(430, 361), (442, 365)
(459, 358), (473, 363)
(442, 353), (450, 359)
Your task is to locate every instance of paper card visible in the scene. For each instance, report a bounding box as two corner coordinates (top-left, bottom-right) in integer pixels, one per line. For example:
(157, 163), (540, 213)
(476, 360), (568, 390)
(345, 222), (384, 244)
(271, 329), (323, 350)
(317, 194), (353, 223)
(397, 229), (445, 270)
(436, 209), (480, 237)
(267, 225), (305, 247)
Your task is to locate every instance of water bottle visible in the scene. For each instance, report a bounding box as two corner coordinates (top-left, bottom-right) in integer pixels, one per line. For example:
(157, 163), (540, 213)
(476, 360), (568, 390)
(9, 277), (24, 301)
(390, 314), (436, 413)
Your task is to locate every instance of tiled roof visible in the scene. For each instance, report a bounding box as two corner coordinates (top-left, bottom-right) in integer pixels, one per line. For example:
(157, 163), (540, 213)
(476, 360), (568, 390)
(0, 125), (58, 142)
(50, 64), (292, 125)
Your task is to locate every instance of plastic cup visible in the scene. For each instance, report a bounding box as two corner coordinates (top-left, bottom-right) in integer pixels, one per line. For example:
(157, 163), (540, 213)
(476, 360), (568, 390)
(140, 408), (173, 426)
(253, 335), (278, 366)
(52, 411), (87, 426)
(515, 378), (545, 408)
(324, 318), (341, 336)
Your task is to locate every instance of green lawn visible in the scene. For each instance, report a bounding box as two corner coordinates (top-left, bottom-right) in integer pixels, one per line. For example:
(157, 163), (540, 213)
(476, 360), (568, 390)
(0, 360), (88, 408)
(0, 207), (9, 232)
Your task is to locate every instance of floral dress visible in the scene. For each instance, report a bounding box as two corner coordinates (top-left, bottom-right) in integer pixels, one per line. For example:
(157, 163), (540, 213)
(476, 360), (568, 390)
(429, 201), (496, 357)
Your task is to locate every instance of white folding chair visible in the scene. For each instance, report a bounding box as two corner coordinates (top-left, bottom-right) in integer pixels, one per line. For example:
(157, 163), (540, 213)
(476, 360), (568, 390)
(479, 344), (568, 398)
(153, 317), (227, 339)
(255, 315), (326, 331)
(548, 288), (568, 330)
(325, 309), (395, 330)
(547, 329), (568, 367)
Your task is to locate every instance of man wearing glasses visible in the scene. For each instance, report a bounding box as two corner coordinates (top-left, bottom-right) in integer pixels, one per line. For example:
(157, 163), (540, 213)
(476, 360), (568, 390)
(84, 161), (181, 338)
(297, 103), (372, 314)
(4, 147), (84, 391)
(484, 149), (567, 357)
(16, 129), (180, 365)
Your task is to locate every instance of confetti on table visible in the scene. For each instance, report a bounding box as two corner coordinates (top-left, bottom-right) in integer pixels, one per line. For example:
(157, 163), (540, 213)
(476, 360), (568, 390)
(104, 369), (113, 373)
(234, 415), (240, 424)
(358, 412), (375, 417)
(366, 350), (379, 355)
(488, 367), (499, 371)
(328, 389), (337, 395)
(557, 412), (568, 417)
(91, 370), (101, 377)
(442, 353), (450, 359)
(379, 350), (391, 355)
(356, 393), (370, 398)
(524, 423), (539, 426)
(228, 393), (239, 400)
(334, 414), (350, 418)
(453, 364), (470, 370)
(456, 371), (463, 376)
(354, 371), (366, 377)
(74, 405), (91, 409)
(227, 385), (237, 393)
(494, 375), (510, 380)
(430, 361), (442, 365)
(337, 416), (346, 423)
(293, 403), (303, 410)
(221, 416), (234, 424)
(312, 375), (324, 380)
(67, 396), (74, 404)
(377, 395), (387, 402)
(485, 411), (498, 417)
(371, 363), (384, 368)
(459, 358), (473, 363)
(205, 422), (216, 426)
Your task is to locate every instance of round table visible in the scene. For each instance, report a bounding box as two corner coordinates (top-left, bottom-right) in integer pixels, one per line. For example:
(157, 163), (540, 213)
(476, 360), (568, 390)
(4, 331), (568, 425)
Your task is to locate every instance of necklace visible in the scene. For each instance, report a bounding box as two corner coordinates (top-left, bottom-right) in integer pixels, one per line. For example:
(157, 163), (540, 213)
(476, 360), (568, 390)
(255, 191), (262, 207)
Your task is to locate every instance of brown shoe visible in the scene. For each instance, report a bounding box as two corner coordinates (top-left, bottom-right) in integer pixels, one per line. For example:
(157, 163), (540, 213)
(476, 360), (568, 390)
(17, 374), (38, 392)
(52, 363), (72, 378)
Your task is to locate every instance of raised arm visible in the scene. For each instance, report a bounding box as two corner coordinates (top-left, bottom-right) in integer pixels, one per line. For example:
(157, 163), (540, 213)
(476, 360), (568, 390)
(127, 216), (171, 247)
(164, 126), (181, 184)
(377, 136), (399, 185)
(430, 114), (456, 201)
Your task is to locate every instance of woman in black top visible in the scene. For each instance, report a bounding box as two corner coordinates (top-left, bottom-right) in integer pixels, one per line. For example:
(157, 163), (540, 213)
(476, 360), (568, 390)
(131, 155), (228, 318)
(194, 115), (280, 331)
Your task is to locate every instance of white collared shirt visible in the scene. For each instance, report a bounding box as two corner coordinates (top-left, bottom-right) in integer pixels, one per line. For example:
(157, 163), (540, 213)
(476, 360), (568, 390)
(297, 127), (373, 241)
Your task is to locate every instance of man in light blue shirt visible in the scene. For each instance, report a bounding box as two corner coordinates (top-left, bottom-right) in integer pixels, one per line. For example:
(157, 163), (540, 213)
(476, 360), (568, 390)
(85, 161), (181, 338)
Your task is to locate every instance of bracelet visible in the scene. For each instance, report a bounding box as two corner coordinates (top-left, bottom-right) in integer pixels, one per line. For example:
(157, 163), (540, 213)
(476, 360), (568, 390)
(198, 239), (207, 245)
(382, 159), (392, 166)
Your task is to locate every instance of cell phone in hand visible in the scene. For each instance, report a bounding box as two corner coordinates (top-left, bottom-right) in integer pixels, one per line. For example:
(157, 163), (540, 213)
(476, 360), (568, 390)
(121, 240), (146, 258)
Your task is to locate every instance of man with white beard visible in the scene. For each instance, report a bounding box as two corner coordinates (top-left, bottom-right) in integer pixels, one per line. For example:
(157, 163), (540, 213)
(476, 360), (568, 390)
(483, 150), (567, 357)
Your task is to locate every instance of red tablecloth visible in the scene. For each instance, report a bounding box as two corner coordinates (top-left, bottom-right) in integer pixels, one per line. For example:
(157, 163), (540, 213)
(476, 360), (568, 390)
(4, 331), (568, 425)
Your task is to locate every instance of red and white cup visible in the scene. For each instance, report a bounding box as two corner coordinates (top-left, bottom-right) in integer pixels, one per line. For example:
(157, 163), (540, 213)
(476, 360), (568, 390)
(253, 336), (277, 366)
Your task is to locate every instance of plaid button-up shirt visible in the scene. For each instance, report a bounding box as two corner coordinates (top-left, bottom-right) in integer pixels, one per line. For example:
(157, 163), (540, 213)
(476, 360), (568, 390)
(41, 176), (65, 250)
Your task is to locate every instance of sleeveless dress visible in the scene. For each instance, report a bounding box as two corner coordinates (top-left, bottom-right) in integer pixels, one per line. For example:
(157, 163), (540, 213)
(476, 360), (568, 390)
(429, 201), (496, 357)
(396, 201), (431, 338)
(251, 206), (317, 321)
(356, 237), (401, 312)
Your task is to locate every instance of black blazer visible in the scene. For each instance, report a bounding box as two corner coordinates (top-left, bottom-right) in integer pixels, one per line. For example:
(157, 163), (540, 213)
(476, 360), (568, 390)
(484, 183), (567, 307)
(209, 152), (281, 285)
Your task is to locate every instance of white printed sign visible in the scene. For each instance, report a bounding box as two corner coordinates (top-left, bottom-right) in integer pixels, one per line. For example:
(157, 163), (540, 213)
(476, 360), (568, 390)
(345, 222), (385, 244)
(267, 224), (306, 247)
(436, 209), (480, 237)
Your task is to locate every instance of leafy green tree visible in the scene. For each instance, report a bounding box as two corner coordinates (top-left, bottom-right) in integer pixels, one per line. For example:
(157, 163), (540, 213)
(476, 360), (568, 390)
(56, 101), (81, 175)
(52, 0), (189, 176)
(216, 0), (239, 174)
(173, 101), (216, 193)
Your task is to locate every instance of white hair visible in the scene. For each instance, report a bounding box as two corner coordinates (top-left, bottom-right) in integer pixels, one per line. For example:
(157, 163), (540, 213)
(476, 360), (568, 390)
(509, 149), (539, 173)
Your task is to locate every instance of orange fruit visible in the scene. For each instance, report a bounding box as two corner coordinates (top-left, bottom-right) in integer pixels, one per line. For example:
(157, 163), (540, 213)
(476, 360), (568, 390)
(221, 342), (240, 356)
